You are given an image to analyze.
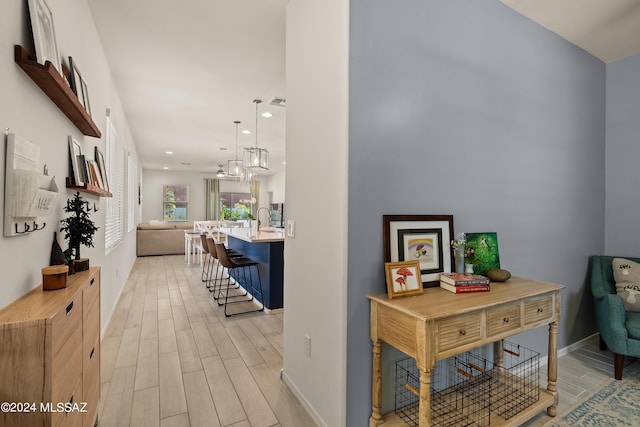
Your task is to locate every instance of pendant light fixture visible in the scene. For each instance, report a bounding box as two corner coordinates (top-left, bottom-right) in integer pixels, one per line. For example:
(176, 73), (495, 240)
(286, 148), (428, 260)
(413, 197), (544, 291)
(243, 99), (269, 172)
(227, 120), (244, 179)
(215, 164), (225, 178)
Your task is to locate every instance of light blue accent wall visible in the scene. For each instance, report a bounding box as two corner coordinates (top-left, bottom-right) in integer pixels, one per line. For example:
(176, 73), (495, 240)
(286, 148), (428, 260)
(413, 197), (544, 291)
(347, 0), (606, 422)
(605, 53), (640, 255)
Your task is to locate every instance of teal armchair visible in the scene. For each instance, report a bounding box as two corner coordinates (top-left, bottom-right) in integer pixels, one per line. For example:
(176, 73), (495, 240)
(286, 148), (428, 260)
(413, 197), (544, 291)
(590, 255), (640, 380)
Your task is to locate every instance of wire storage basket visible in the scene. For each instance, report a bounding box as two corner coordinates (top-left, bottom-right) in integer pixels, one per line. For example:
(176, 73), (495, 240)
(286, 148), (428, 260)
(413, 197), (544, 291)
(488, 340), (540, 420)
(393, 342), (540, 426)
(394, 349), (492, 427)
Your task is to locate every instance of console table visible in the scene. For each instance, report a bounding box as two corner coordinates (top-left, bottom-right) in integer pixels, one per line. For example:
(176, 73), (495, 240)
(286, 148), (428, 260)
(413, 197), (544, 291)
(368, 277), (562, 427)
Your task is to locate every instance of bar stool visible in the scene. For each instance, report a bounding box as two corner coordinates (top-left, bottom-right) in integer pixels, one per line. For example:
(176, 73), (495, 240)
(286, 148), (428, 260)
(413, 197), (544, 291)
(205, 237), (242, 297)
(200, 234), (212, 283)
(214, 242), (265, 317)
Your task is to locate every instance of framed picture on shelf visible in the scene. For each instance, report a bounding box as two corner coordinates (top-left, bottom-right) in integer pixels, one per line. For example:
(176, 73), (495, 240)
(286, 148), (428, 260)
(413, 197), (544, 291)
(94, 147), (109, 192)
(68, 57), (84, 106)
(81, 78), (92, 117)
(383, 214), (454, 287)
(384, 260), (423, 299)
(68, 136), (85, 185)
(28, 0), (61, 72)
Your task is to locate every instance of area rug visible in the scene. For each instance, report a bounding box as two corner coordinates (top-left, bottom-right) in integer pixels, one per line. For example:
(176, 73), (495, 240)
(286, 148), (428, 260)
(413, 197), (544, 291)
(544, 360), (640, 426)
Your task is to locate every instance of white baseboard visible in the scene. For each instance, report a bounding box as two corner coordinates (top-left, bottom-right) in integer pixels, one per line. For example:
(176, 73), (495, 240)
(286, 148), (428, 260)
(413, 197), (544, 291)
(281, 370), (327, 427)
(539, 332), (599, 367)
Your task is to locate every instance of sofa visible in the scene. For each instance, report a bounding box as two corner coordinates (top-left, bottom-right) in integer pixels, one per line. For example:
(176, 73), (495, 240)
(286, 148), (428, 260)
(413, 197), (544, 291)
(136, 221), (194, 256)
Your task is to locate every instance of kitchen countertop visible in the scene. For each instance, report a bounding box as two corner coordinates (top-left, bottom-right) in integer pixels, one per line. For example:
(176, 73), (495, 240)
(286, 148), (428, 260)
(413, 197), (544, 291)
(220, 227), (285, 243)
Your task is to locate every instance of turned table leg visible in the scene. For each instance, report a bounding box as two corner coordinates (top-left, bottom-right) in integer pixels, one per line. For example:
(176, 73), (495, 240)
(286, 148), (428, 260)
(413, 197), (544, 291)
(547, 320), (559, 416)
(370, 340), (383, 426)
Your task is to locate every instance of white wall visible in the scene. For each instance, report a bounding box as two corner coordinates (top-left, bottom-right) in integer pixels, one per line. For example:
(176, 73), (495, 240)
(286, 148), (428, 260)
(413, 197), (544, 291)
(264, 170), (285, 203)
(0, 0), (140, 334)
(142, 169), (279, 222)
(283, 1), (349, 426)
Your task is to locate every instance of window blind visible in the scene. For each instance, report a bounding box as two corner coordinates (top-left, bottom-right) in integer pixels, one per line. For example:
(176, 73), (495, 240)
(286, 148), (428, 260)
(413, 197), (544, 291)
(105, 116), (125, 253)
(128, 154), (136, 232)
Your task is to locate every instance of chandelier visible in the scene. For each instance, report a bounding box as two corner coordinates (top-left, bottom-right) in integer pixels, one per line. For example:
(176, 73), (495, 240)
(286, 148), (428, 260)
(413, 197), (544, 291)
(243, 99), (269, 172)
(227, 120), (244, 179)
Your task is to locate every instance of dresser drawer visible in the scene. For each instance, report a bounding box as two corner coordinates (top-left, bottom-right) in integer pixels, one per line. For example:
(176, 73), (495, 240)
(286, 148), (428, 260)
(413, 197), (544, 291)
(52, 376), (83, 427)
(83, 336), (100, 427)
(436, 311), (482, 353)
(83, 276), (100, 358)
(51, 324), (82, 408)
(524, 296), (553, 325)
(487, 304), (521, 338)
(51, 293), (83, 356)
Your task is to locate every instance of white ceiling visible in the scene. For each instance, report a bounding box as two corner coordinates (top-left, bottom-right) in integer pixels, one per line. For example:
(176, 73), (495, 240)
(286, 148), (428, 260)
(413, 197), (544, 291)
(502, 0), (640, 62)
(87, 0), (288, 176)
(87, 1), (640, 175)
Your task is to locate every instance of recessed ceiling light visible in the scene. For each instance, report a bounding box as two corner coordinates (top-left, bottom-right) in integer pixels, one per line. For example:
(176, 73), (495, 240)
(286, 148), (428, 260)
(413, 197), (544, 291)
(165, 151), (173, 155)
(282, 161), (286, 165)
(261, 112), (273, 118)
(219, 147), (228, 151)
(242, 130), (251, 135)
(163, 166), (169, 170)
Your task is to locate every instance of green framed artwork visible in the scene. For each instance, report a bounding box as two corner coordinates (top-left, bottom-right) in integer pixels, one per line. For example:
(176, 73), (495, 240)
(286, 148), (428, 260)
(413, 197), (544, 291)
(465, 232), (500, 276)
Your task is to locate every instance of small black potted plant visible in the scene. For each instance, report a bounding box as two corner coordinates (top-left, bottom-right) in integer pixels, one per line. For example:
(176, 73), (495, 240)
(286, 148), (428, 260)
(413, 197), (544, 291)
(60, 192), (98, 273)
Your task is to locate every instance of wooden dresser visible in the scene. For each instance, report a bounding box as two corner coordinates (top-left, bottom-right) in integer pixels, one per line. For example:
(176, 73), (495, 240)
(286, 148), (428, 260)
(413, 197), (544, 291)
(0, 267), (100, 427)
(368, 277), (563, 427)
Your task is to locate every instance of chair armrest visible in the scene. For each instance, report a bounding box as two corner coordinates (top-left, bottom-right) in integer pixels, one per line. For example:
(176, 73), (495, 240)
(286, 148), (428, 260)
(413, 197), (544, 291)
(597, 293), (629, 353)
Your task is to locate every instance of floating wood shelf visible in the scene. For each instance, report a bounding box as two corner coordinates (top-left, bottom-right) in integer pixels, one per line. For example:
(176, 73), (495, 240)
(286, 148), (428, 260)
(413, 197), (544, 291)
(66, 177), (112, 197)
(14, 45), (101, 138)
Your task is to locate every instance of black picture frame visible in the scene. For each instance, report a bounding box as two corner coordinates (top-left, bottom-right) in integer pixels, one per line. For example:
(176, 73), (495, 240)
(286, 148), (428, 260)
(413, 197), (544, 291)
(383, 214), (454, 288)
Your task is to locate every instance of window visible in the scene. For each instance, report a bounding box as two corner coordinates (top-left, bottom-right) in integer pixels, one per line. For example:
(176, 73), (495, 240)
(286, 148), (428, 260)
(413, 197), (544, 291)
(219, 192), (252, 220)
(163, 185), (189, 221)
(105, 116), (125, 253)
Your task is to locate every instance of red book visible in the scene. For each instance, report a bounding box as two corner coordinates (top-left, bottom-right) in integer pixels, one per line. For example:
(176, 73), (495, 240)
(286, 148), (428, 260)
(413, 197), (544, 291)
(440, 272), (490, 286)
(440, 282), (490, 293)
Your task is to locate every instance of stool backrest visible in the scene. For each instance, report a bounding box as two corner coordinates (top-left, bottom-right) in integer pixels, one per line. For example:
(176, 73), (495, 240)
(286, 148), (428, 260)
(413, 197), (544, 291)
(199, 234), (209, 253)
(215, 242), (236, 269)
(206, 237), (217, 259)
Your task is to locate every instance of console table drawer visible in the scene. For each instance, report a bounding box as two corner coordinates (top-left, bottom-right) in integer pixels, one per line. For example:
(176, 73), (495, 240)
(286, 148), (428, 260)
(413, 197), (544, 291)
(436, 312), (482, 353)
(487, 304), (521, 338)
(524, 296), (553, 325)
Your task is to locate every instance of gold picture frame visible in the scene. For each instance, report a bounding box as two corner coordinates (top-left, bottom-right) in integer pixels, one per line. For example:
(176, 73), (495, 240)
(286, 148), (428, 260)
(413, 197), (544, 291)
(384, 260), (423, 299)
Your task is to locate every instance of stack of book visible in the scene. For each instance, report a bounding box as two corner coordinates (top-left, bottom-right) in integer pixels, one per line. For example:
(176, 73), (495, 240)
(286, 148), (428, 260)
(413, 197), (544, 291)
(440, 272), (490, 293)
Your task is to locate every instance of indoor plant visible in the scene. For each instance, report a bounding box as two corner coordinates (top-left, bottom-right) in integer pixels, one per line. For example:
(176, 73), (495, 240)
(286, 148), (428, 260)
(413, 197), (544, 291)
(60, 192), (98, 273)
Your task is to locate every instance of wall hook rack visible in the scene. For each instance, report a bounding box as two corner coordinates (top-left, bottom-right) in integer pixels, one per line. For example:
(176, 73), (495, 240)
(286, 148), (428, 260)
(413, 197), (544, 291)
(3, 133), (58, 237)
(14, 221), (46, 234)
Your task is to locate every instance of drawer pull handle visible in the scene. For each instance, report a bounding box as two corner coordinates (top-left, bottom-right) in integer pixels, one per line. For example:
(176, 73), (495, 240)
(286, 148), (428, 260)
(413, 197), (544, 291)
(90, 347), (95, 359)
(503, 317), (510, 323)
(537, 307), (544, 313)
(459, 329), (467, 336)
(66, 395), (73, 415)
(90, 277), (95, 286)
(66, 301), (74, 315)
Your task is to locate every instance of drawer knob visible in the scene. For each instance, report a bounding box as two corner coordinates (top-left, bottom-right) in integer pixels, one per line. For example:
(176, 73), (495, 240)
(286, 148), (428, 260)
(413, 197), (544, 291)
(66, 301), (74, 315)
(503, 317), (510, 323)
(459, 329), (467, 336)
(537, 307), (544, 313)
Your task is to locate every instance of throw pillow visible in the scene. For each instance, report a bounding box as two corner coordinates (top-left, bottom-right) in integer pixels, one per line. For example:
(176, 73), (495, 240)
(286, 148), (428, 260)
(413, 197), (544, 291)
(612, 258), (640, 312)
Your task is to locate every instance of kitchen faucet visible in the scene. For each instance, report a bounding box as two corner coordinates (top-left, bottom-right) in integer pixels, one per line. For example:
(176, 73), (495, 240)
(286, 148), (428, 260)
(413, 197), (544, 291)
(257, 207), (270, 229)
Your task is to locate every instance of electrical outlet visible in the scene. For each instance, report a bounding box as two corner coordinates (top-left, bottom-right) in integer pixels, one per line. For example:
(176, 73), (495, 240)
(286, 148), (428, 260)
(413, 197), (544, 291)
(304, 334), (311, 358)
(287, 220), (295, 238)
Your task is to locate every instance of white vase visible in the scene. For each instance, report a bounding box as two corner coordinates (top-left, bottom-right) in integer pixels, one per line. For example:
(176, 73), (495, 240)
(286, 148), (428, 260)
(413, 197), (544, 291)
(465, 263), (474, 274)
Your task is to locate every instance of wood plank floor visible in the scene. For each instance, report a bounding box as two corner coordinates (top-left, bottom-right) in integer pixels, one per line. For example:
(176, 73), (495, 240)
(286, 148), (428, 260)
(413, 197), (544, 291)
(98, 255), (317, 427)
(100, 255), (626, 426)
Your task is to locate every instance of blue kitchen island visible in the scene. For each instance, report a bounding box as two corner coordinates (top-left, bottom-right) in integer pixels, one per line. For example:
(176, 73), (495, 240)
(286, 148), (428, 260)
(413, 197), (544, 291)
(222, 228), (285, 310)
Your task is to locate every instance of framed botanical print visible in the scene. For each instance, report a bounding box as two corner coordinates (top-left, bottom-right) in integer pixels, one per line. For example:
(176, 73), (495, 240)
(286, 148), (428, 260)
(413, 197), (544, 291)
(383, 214), (454, 287)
